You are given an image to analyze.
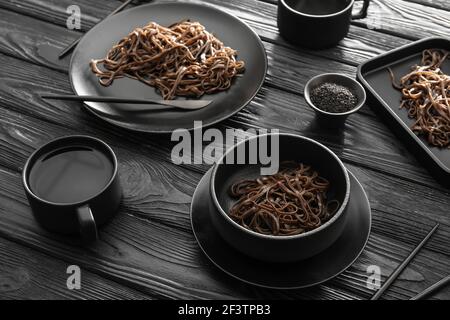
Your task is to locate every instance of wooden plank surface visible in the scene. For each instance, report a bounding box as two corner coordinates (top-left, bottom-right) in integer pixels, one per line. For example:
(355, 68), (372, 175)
(406, 0), (450, 11)
(0, 74), (448, 299)
(0, 0), (448, 300)
(0, 14), (445, 192)
(261, 0), (450, 40)
(0, 158), (449, 300)
(352, 0), (450, 39)
(0, 0), (413, 67)
(0, 237), (151, 300)
(0, 164), (358, 300)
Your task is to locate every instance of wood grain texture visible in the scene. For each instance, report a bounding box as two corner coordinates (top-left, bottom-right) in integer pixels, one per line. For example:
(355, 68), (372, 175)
(0, 0), (113, 32)
(0, 50), (448, 192)
(264, 0), (450, 39)
(0, 161), (449, 300)
(0, 165), (359, 300)
(182, 0), (411, 65)
(405, 0), (450, 12)
(0, 6), (406, 94)
(1, 73), (449, 233)
(0, 50), (448, 214)
(0, 62), (448, 299)
(352, 0), (450, 39)
(1, 73), (449, 249)
(1, 0), (447, 57)
(0, 53), (448, 299)
(0, 0), (448, 300)
(0, 0), (411, 67)
(0, 7), (446, 192)
(0, 2), (444, 191)
(0, 237), (151, 300)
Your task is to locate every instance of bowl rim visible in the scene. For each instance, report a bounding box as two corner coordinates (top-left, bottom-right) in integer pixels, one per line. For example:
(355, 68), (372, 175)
(210, 132), (351, 240)
(280, 0), (355, 19)
(304, 73), (367, 116)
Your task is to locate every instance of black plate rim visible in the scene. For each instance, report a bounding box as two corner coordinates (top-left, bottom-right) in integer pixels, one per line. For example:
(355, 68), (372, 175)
(68, 1), (268, 133)
(356, 36), (450, 174)
(190, 168), (372, 290)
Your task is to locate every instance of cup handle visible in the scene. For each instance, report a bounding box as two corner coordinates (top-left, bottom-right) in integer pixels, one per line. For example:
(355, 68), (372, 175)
(76, 205), (98, 243)
(352, 0), (370, 20)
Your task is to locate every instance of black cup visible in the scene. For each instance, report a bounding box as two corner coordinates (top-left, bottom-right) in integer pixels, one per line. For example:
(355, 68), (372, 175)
(22, 136), (122, 243)
(278, 0), (370, 48)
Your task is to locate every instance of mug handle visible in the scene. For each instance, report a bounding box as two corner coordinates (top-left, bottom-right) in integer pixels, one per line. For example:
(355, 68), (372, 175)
(77, 205), (98, 243)
(352, 0), (370, 19)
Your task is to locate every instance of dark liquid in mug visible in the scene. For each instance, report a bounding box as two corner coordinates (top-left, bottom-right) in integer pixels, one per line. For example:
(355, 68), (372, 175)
(29, 146), (113, 203)
(286, 0), (350, 15)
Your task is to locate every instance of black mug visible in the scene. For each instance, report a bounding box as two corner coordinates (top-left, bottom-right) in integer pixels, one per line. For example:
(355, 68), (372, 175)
(278, 0), (370, 48)
(22, 136), (122, 243)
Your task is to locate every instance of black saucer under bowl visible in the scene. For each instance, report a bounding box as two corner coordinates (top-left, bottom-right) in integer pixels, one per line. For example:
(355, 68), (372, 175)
(190, 168), (371, 289)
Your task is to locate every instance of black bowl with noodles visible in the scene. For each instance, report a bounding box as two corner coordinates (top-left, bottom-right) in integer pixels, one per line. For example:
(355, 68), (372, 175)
(209, 133), (351, 263)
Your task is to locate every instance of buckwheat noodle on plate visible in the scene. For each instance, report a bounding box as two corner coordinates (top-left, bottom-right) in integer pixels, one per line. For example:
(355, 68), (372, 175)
(90, 20), (245, 100)
(228, 162), (340, 236)
(389, 49), (450, 148)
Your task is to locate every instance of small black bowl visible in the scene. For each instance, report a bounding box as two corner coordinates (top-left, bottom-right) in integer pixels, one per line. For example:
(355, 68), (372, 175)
(304, 73), (366, 129)
(209, 133), (351, 263)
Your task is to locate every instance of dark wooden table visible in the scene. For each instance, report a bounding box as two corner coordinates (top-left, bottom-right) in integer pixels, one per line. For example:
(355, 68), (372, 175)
(0, 0), (449, 300)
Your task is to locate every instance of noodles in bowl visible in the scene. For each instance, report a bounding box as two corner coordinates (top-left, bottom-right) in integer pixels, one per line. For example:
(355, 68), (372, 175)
(229, 162), (340, 236)
(90, 20), (245, 100)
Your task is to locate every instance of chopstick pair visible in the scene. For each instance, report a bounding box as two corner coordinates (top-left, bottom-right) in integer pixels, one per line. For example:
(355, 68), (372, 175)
(59, 0), (135, 59)
(371, 223), (440, 300)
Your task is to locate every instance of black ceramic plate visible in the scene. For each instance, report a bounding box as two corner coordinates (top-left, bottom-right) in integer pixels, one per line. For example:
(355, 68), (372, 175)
(190, 169), (371, 289)
(357, 37), (450, 187)
(69, 2), (267, 133)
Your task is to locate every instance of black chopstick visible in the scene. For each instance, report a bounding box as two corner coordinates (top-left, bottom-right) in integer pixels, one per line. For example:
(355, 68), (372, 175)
(410, 275), (450, 300)
(40, 94), (212, 110)
(59, 0), (134, 59)
(41, 94), (162, 104)
(371, 223), (439, 300)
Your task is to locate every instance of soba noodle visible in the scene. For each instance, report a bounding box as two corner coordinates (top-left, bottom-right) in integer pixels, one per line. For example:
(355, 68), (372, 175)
(228, 162), (340, 236)
(90, 20), (245, 100)
(389, 49), (449, 148)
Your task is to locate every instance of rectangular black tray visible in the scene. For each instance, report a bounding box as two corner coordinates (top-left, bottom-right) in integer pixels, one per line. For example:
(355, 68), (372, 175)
(357, 37), (450, 187)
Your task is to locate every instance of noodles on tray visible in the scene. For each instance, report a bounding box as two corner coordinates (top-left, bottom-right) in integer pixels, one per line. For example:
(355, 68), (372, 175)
(389, 49), (450, 148)
(228, 162), (340, 236)
(90, 20), (245, 100)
